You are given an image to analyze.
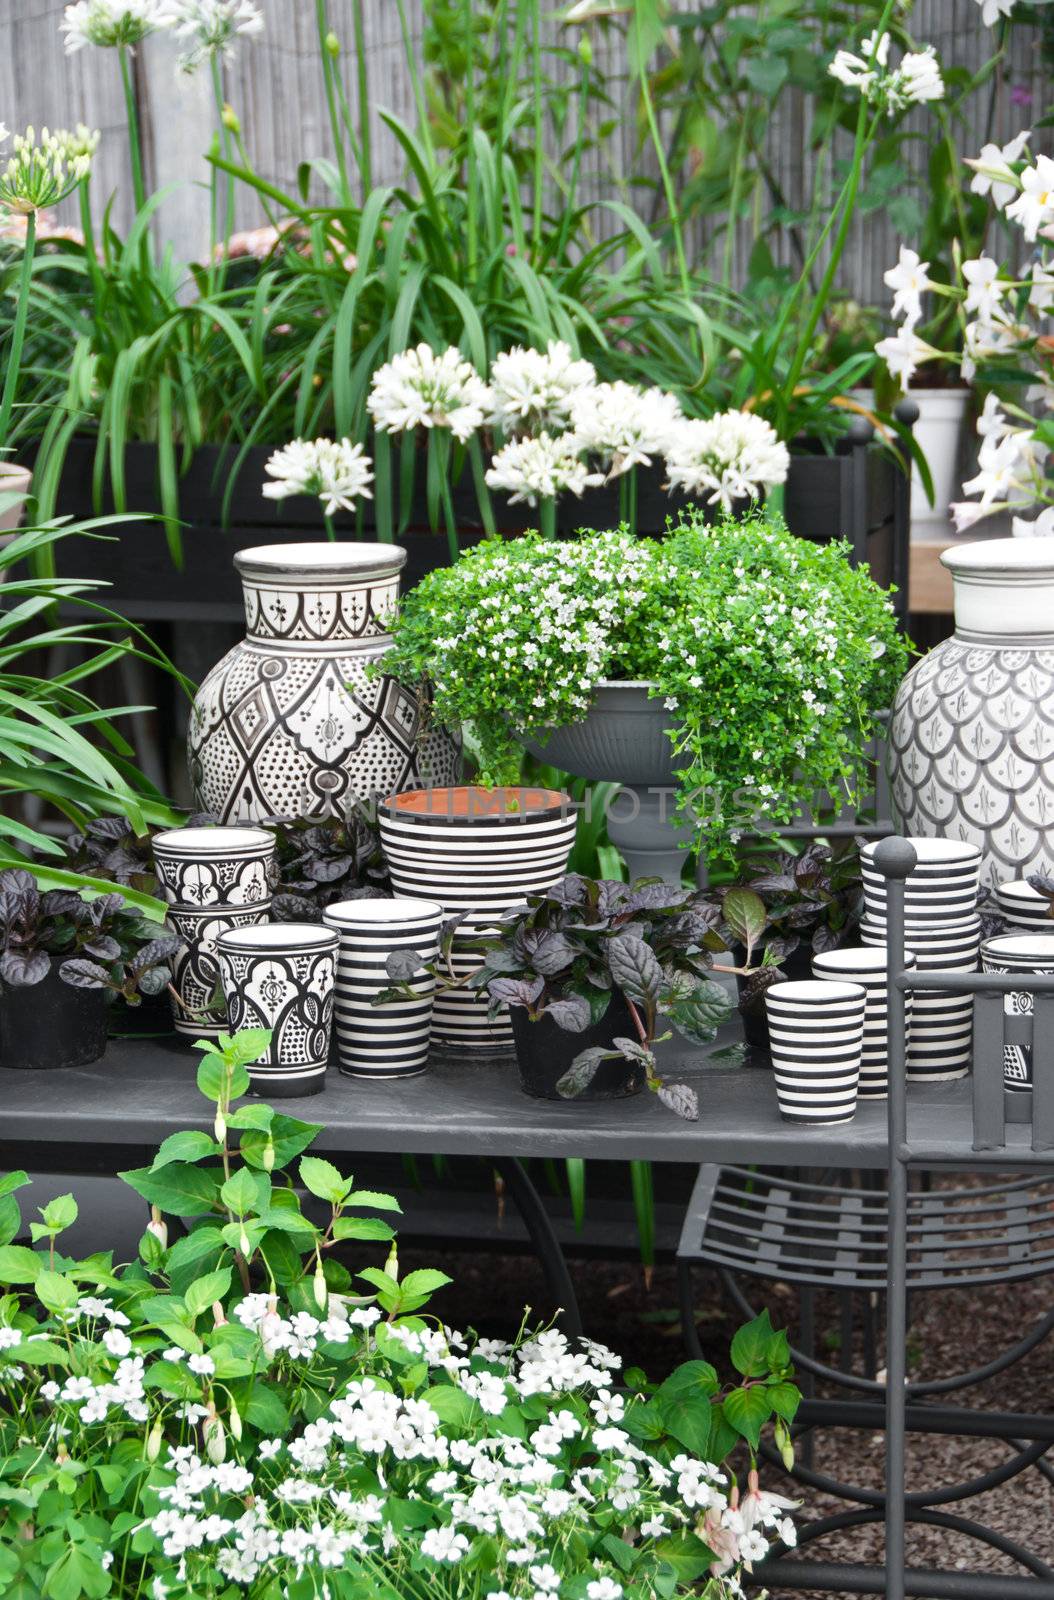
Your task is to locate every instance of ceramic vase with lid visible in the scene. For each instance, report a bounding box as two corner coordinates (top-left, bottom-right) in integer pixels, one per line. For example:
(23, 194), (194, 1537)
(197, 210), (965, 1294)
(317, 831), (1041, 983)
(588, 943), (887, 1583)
(889, 539), (1054, 891)
(188, 542), (460, 823)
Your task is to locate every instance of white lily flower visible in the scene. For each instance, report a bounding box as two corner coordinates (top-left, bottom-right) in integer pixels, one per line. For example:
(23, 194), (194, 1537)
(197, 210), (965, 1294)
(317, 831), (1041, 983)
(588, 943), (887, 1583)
(883, 247), (931, 328)
(1006, 154), (1054, 241)
(966, 130), (1031, 209)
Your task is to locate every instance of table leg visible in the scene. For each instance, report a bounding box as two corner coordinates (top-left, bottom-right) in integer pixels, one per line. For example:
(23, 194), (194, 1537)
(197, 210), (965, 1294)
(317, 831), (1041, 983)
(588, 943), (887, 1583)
(494, 1157), (583, 1340)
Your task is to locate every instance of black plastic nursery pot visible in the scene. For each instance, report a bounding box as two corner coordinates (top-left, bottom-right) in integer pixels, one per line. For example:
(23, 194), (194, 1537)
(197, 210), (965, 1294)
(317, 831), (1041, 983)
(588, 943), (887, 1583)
(45, 428), (908, 624)
(0, 970), (109, 1071)
(510, 991), (645, 1102)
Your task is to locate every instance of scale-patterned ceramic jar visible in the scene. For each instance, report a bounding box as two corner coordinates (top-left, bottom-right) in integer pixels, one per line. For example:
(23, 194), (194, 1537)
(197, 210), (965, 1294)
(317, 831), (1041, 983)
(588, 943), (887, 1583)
(188, 543), (460, 823)
(889, 540), (1054, 890)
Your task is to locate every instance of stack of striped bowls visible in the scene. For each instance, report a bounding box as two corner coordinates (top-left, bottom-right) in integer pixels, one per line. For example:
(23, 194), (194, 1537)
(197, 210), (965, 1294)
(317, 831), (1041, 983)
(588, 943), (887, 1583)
(379, 787), (578, 1052)
(860, 838), (982, 1082)
(995, 879), (1054, 933)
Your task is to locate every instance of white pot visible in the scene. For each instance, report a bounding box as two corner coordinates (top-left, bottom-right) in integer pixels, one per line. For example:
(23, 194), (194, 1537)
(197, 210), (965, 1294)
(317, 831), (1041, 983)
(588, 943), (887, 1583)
(909, 388), (971, 538)
(889, 538), (1054, 889)
(0, 463), (32, 580)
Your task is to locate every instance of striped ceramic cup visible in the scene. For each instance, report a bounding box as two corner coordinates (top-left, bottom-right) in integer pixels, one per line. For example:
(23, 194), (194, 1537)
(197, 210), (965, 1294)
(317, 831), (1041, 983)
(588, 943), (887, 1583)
(765, 981), (866, 1125)
(324, 897), (445, 1079)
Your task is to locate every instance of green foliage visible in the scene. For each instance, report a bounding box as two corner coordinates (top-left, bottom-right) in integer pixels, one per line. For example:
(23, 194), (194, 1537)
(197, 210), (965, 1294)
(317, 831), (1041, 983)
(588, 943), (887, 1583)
(387, 511), (907, 860)
(0, 1027), (801, 1597)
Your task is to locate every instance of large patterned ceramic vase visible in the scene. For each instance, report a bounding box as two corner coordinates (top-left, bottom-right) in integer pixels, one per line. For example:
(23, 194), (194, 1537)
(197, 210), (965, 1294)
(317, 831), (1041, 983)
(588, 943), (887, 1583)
(188, 543), (460, 823)
(889, 540), (1054, 890)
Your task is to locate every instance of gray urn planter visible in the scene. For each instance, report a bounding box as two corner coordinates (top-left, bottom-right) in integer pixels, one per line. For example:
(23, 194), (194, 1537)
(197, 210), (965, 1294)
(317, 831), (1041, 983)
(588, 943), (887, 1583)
(519, 681), (695, 886)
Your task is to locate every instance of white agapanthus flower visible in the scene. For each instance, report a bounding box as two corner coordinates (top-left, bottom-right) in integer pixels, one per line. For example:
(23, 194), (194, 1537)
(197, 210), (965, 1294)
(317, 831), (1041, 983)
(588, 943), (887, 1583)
(663, 411), (790, 512)
(368, 344), (491, 443)
(262, 437), (374, 516)
(569, 380), (683, 477)
(1005, 154), (1054, 242)
(966, 130), (1031, 209)
(159, 0), (263, 72)
(61, 0), (172, 51)
(974, 0), (1015, 24)
(0, 125), (97, 215)
(883, 246), (931, 329)
(484, 431), (603, 506)
(489, 340), (596, 435)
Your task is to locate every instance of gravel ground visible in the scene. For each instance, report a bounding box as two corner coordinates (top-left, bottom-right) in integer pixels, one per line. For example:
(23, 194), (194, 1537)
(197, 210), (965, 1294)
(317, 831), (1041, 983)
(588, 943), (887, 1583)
(399, 1242), (1054, 1599)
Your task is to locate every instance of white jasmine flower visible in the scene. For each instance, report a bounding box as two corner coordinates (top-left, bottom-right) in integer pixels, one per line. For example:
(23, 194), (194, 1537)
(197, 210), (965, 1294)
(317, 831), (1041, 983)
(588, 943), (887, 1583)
(1025, 261), (1054, 314)
(262, 437), (374, 516)
(974, 0), (1015, 23)
(1012, 506), (1054, 537)
(485, 431), (602, 506)
(875, 325), (937, 389)
(664, 410), (790, 511)
(894, 48), (944, 110)
(1006, 155), (1054, 241)
(187, 1352), (215, 1376)
(828, 30), (889, 95)
(62, 0), (172, 50)
(368, 344), (490, 442)
(961, 255), (1005, 321)
(883, 246), (931, 328)
(159, 0), (263, 72)
(966, 130), (1031, 209)
(489, 340), (596, 434)
(570, 381), (683, 476)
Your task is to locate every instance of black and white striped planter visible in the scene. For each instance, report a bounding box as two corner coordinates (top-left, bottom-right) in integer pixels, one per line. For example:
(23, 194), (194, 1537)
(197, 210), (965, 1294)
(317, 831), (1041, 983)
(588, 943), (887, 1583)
(165, 902), (272, 1038)
(152, 825), (277, 909)
(861, 838), (981, 926)
(765, 981), (866, 1125)
(995, 880), (1054, 932)
(378, 787), (577, 1051)
(323, 897), (444, 1079)
(812, 946), (917, 1100)
(215, 923), (338, 1097)
(980, 933), (1054, 1091)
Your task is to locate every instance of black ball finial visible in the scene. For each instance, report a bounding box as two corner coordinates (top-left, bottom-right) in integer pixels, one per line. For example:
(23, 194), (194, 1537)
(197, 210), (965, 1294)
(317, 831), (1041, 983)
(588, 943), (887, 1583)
(872, 835), (918, 880)
(894, 397), (921, 428)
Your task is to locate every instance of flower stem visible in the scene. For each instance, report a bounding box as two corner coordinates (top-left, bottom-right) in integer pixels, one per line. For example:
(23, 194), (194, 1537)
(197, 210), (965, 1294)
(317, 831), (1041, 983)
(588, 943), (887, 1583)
(539, 495), (556, 539)
(118, 45), (147, 216)
(0, 208), (35, 453)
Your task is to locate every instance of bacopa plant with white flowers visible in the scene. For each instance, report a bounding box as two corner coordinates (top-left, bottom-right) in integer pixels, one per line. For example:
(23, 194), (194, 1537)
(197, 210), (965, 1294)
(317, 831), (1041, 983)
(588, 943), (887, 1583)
(384, 511), (906, 857)
(875, 129), (1054, 537)
(0, 1028), (801, 1598)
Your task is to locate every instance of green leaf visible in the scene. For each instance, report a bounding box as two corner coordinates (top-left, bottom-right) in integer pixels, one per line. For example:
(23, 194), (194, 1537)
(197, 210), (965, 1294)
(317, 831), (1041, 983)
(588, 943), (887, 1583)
(0, 1171), (30, 1200)
(422, 1385), (478, 1426)
(767, 1380), (801, 1422)
(331, 1217), (395, 1243)
(196, 1054), (251, 1104)
(723, 888), (768, 956)
(165, 1226), (227, 1295)
(41, 1194), (78, 1232)
(723, 1383), (774, 1449)
(342, 1189), (402, 1213)
(0, 1244), (41, 1283)
(298, 1156), (349, 1205)
(185, 1268), (233, 1320)
(653, 1531), (714, 1582)
(664, 977), (734, 1044)
(44, 1541), (111, 1600)
(35, 1270), (78, 1314)
(731, 1309), (776, 1378)
(220, 1167), (259, 1216)
(120, 1163), (221, 1218)
(399, 1269), (451, 1299)
(151, 1131), (221, 1170)
(244, 1382), (290, 1435)
(242, 1114), (322, 1172)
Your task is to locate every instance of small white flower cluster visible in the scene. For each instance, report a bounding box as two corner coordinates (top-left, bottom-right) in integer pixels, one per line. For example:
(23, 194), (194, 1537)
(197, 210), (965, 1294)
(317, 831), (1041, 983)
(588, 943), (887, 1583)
(664, 412), (791, 513)
(0, 124), (98, 216)
(828, 30), (944, 116)
(61, 0), (171, 51)
(262, 436), (374, 516)
(135, 1319), (791, 1596)
(161, 0), (264, 73)
(878, 127), (1054, 536)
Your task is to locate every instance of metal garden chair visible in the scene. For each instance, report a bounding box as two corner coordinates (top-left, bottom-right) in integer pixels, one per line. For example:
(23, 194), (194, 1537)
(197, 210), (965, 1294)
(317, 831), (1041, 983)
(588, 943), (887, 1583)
(677, 834), (1054, 1597)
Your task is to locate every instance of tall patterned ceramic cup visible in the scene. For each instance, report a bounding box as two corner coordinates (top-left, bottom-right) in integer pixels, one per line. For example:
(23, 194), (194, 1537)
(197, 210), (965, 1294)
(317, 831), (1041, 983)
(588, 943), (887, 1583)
(216, 923), (338, 1096)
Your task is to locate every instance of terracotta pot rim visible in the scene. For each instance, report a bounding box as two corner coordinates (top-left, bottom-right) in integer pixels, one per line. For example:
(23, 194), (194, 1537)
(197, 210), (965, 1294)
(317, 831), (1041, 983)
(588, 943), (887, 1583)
(382, 786), (570, 821)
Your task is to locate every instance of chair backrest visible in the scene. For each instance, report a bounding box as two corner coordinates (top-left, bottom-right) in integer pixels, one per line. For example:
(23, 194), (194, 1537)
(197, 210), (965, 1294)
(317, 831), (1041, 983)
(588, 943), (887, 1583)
(871, 836), (1054, 1161)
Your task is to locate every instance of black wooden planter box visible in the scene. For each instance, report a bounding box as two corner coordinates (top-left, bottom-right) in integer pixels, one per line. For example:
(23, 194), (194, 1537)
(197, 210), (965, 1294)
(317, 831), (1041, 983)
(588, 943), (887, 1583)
(50, 420), (910, 626)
